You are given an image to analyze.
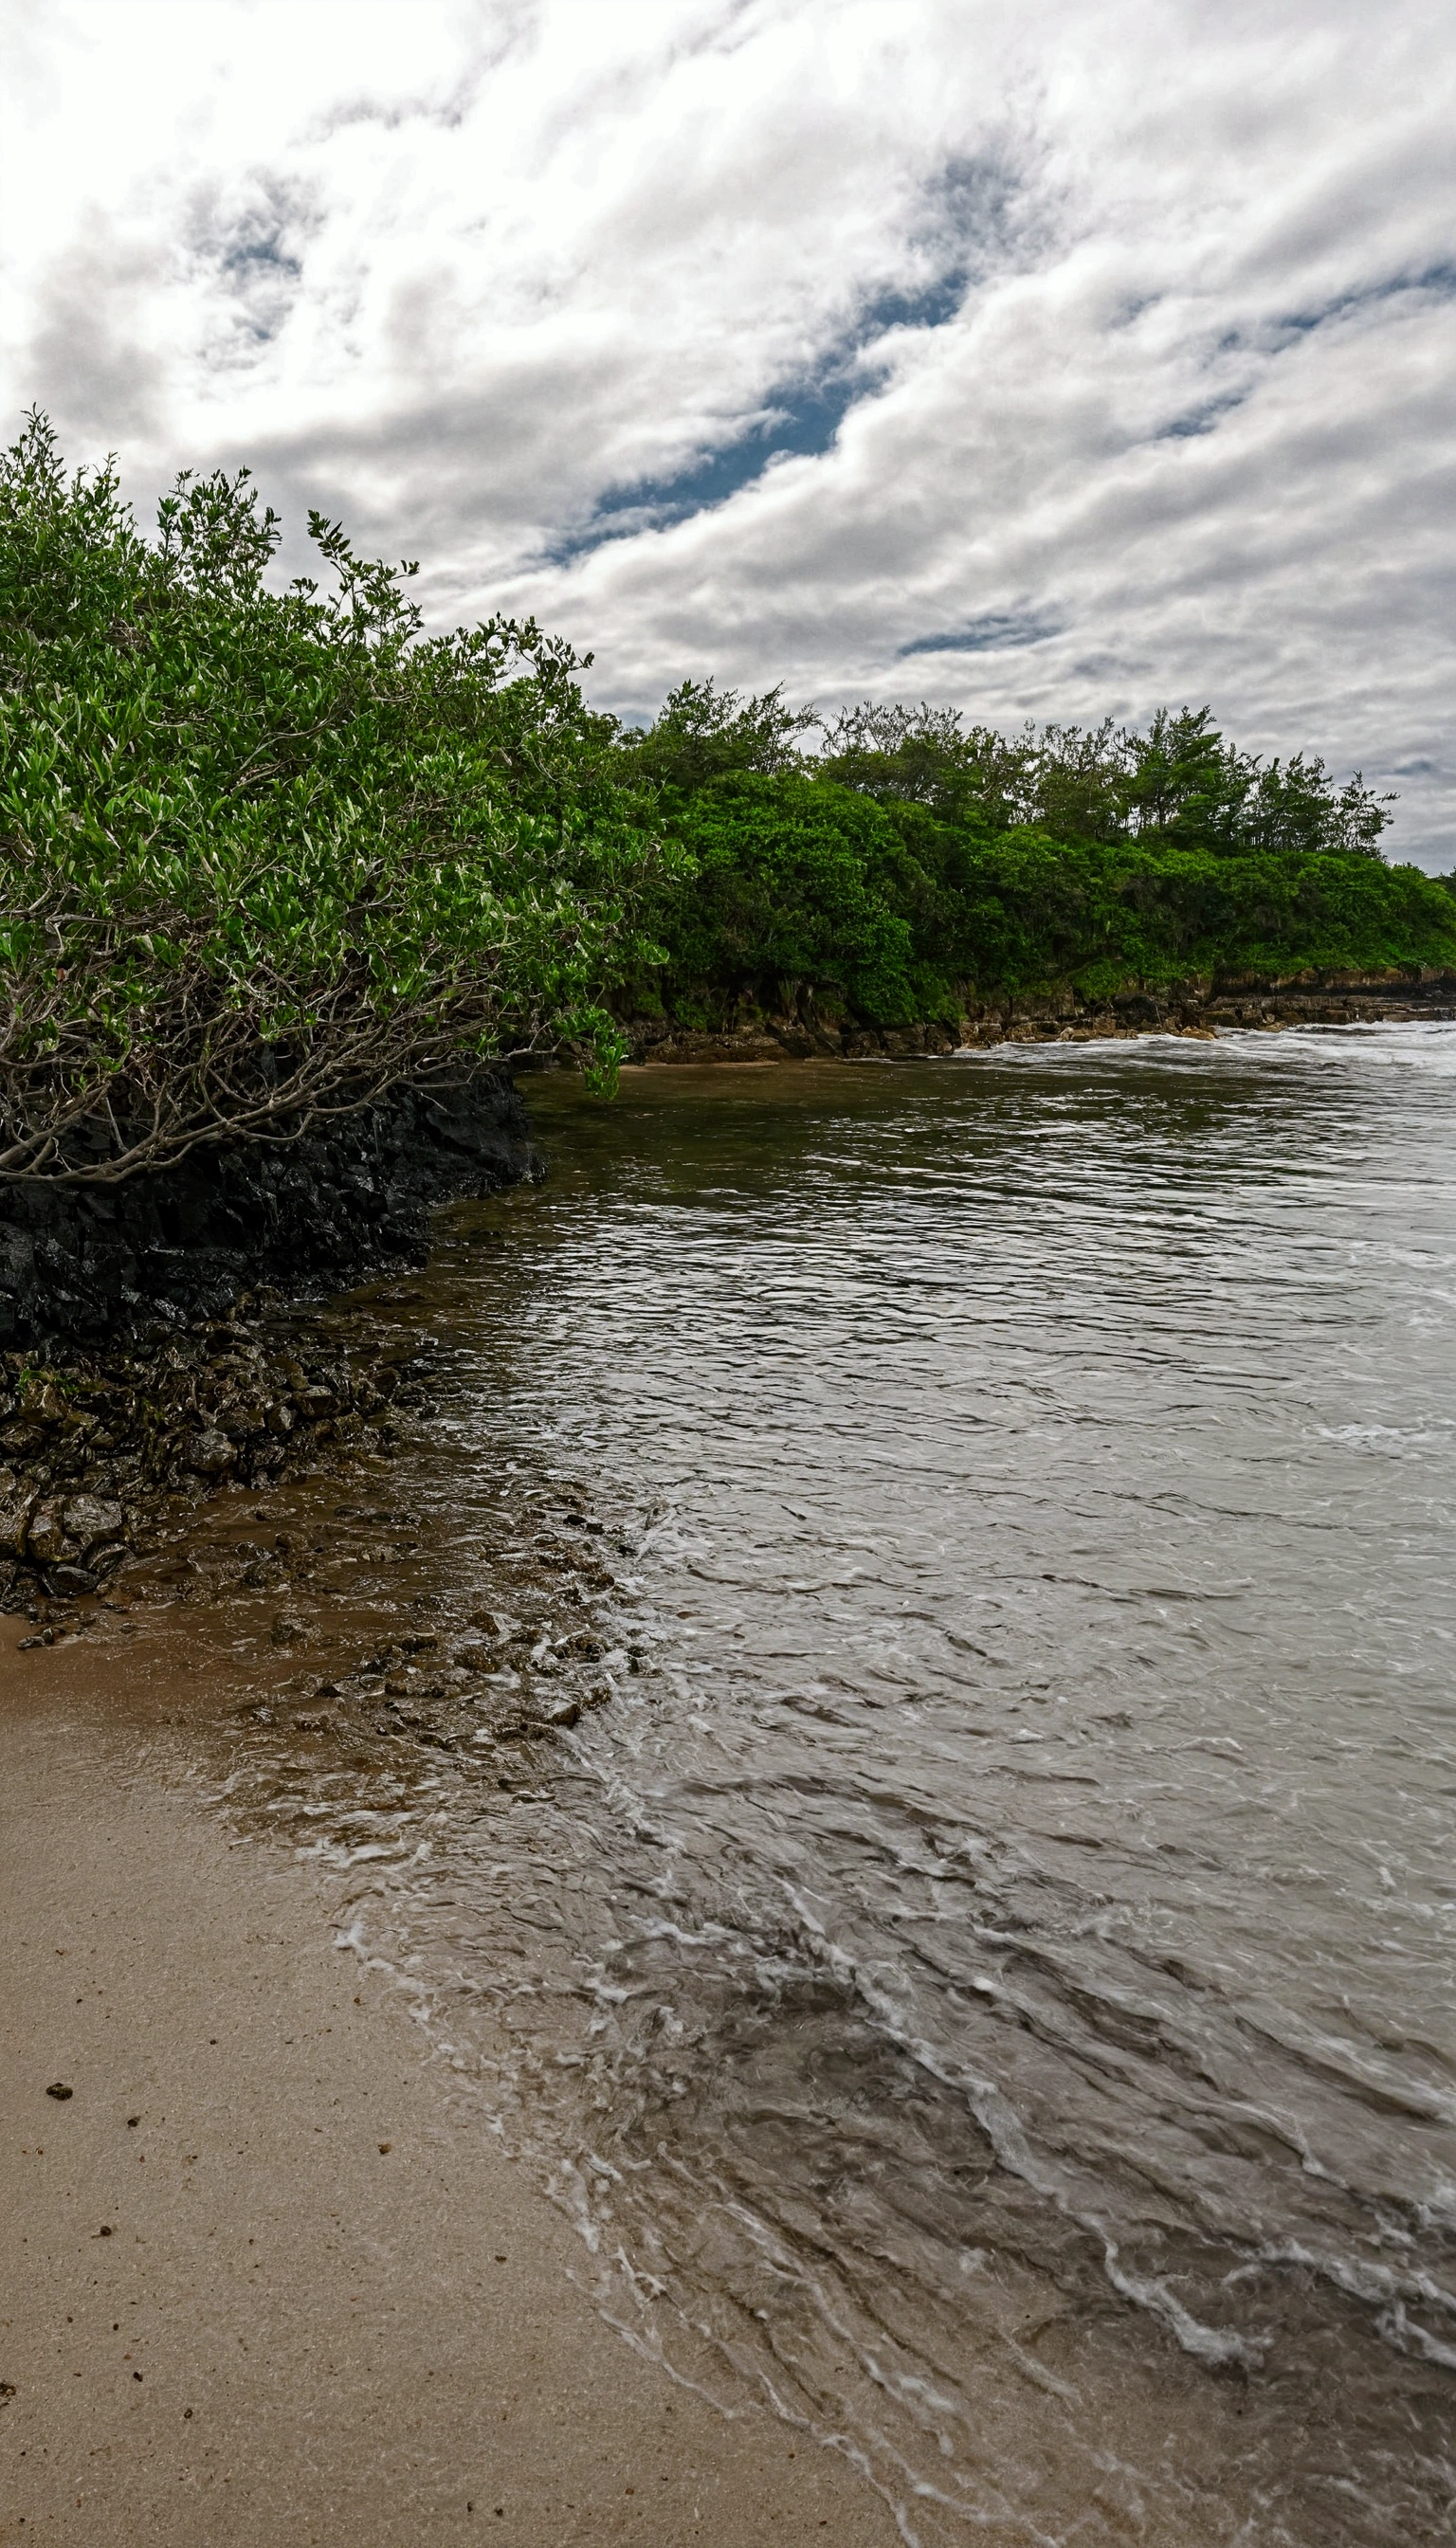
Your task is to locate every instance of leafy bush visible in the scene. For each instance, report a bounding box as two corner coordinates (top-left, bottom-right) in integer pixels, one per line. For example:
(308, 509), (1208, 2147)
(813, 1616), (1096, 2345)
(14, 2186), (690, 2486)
(0, 414), (660, 1184)
(4, 416), (1451, 1195)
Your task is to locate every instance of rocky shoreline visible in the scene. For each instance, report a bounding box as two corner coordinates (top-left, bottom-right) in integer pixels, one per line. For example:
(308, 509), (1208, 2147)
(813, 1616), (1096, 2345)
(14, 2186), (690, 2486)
(0, 1292), (441, 1618)
(617, 964), (1456, 1064)
(0, 1067), (538, 1616)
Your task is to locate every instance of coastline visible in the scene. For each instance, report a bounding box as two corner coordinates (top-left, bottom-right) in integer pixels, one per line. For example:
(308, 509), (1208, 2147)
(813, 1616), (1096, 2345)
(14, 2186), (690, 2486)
(7, 1040), (1441, 2543)
(1, 1635), (895, 2546)
(612, 964), (1456, 1065)
(8, 986), (1449, 1620)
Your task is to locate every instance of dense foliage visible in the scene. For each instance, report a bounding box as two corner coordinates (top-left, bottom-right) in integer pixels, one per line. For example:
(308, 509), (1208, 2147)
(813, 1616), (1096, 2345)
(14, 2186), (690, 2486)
(618, 684), (1456, 1029)
(0, 414), (657, 1182)
(2, 416), (1451, 1187)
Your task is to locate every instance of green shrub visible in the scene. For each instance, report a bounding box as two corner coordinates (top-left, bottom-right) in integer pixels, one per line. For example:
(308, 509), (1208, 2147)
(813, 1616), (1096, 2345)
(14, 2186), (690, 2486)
(0, 414), (662, 1184)
(4, 417), (1450, 1191)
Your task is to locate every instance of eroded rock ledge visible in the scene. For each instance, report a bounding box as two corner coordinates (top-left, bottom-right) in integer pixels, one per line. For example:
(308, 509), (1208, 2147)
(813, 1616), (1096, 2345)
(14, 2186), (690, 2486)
(0, 1068), (538, 1350)
(617, 967), (1456, 1064)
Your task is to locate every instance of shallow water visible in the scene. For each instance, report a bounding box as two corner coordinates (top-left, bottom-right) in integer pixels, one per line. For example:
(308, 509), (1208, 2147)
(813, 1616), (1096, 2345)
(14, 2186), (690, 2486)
(155, 1029), (1456, 2540)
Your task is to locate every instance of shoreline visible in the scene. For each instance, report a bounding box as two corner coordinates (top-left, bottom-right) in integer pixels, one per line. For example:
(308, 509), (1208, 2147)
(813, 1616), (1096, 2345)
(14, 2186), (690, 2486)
(8, 1003), (1451, 1622)
(1, 1641), (895, 2545)
(610, 966), (1456, 1065)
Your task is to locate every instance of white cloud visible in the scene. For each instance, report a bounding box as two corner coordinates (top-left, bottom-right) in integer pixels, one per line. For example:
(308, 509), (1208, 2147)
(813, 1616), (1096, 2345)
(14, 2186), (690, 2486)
(1, 0), (1451, 861)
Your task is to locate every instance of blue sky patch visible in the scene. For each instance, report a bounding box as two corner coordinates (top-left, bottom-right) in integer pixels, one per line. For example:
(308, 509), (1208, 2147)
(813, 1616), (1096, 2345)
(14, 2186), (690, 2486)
(898, 611), (1059, 657)
(546, 245), (980, 565)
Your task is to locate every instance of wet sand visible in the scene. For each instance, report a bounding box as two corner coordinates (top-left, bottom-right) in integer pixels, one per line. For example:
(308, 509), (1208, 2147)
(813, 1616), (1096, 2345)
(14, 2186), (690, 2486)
(1, 1640), (894, 2547)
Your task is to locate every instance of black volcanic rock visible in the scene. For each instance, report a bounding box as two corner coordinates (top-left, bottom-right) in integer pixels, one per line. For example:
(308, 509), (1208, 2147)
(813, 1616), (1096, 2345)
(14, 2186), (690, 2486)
(0, 1068), (540, 1350)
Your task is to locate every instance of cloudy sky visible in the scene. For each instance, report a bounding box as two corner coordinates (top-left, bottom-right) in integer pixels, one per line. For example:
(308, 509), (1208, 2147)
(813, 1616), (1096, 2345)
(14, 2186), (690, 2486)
(3, 0), (1452, 863)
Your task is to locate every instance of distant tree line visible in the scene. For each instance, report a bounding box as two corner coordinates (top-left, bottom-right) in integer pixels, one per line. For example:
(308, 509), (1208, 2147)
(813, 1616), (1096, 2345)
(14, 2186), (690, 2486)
(1, 413), (1451, 1184)
(613, 682), (1452, 1033)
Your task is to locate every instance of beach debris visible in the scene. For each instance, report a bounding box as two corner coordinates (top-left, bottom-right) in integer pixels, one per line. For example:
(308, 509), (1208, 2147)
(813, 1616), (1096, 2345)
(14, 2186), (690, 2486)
(0, 2383), (15, 2407)
(46, 2081), (72, 2100)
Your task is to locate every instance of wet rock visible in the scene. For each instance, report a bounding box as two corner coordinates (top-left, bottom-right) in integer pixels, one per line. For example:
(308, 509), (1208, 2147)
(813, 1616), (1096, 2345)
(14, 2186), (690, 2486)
(468, 1607), (510, 1639)
(0, 1497), (31, 1557)
(47, 1564), (99, 1597)
(183, 1429), (236, 1477)
(453, 1643), (498, 1674)
(61, 1494), (124, 1555)
(25, 1503), (73, 1567)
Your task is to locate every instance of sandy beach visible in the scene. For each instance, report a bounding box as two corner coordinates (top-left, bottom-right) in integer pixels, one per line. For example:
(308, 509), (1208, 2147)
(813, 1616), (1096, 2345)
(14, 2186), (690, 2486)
(1, 1634), (894, 2547)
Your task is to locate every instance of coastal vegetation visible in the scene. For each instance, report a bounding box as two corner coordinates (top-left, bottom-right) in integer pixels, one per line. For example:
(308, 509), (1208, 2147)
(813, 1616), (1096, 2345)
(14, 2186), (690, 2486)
(619, 683), (1456, 1035)
(0, 414), (655, 1186)
(2, 413), (1453, 1192)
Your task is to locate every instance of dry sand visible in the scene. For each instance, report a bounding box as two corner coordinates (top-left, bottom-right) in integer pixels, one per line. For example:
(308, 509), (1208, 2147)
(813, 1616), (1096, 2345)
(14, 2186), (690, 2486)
(1, 1641), (895, 2547)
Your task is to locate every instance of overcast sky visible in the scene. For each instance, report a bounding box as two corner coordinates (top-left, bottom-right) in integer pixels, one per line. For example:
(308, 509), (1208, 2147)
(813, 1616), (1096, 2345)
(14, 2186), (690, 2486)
(3, 0), (1452, 863)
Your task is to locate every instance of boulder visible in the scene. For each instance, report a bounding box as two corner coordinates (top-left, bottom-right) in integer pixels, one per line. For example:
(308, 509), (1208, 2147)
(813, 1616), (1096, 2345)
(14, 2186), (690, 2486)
(182, 1429), (236, 1476)
(61, 1495), (125, 1556)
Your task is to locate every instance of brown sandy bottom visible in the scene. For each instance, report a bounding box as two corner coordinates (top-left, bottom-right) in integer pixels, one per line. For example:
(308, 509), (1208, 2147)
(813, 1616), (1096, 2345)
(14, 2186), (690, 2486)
(1, 1652), (900, 2547)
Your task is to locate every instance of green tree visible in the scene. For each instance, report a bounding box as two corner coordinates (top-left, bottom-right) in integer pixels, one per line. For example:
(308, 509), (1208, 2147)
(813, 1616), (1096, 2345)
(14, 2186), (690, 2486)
(0, 414), (663, 1184)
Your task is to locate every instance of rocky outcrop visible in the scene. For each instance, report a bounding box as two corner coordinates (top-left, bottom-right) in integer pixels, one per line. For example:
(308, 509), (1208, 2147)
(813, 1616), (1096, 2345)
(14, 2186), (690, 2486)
(617, 968), (1456, 1065)
(0, 1067), (541, 1614)
(0, 1067), (540, 1351)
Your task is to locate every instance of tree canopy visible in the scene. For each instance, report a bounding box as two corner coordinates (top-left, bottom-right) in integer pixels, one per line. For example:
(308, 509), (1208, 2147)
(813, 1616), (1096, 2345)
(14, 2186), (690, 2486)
(620, 684), (1450, 1030)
